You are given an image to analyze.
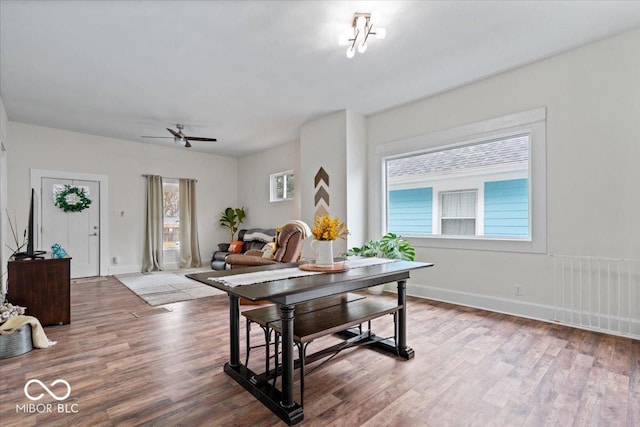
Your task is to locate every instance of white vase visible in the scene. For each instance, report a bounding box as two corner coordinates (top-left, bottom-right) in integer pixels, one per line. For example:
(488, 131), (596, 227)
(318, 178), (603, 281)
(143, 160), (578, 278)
(311, 240), (334, 267)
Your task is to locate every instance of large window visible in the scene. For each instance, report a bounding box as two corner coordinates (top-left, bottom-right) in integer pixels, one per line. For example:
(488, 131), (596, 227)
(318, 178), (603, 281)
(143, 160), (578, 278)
(163, 180), (179, 248)
(377, 108), (546, 253)
(386, 135), (529, 239)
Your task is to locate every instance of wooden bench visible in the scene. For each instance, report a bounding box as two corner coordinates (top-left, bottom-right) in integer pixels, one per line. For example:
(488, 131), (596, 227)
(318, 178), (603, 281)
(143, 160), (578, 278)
(269, 298), (401, 343)
(243, 295), (401, 405)
(242, 293), (365, 372)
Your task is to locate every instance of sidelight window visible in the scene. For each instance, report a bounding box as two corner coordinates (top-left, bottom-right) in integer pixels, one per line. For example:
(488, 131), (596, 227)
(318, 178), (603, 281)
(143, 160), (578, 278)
(162, 180), (179, 248)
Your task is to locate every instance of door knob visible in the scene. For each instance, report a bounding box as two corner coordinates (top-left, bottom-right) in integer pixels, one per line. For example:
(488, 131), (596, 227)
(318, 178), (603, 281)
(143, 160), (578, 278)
(89, 232), (98, 236)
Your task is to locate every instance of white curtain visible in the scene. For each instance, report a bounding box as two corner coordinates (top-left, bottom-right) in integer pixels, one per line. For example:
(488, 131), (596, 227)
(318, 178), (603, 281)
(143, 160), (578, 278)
(142, 175), (163, 272)
(179, 178), (202, 268)
(441, 191), (477, 235)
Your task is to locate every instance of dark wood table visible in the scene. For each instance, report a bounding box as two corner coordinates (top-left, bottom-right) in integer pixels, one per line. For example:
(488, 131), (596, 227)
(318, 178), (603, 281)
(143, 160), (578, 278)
(187, 260), (432, 425)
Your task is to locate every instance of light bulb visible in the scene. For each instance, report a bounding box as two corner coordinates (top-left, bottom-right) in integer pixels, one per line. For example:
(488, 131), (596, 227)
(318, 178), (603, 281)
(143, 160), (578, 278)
(338, 34), (350, 46)
(374, 28), (387, 40)
(370, 11), (380, 25)
(356, 15), (366, 32)
(346, 46), (355, 58)
(358, 42), (367, 53)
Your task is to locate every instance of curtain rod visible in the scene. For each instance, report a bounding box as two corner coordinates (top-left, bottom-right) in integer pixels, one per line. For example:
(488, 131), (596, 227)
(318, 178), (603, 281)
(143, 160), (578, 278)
(141, 174), (198, 182)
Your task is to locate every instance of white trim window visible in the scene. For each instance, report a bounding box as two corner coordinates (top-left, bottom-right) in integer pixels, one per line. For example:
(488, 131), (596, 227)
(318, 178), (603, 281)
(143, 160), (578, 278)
(270, 170), (294, 202)
(386, 134), (530, 239)
(374, 107), (547, 253)
(162, 179), (180, 249)
(440, 190), (477, 236)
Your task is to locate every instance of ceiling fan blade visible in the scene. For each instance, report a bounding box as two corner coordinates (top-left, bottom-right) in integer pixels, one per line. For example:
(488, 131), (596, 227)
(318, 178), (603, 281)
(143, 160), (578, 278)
(166, 128), (181, 138)
(184, 136), (218, 142)
(144, 126), (214, 147)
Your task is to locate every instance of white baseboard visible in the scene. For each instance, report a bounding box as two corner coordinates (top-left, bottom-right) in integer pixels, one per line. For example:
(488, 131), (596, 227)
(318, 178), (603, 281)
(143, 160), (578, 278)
(402, 283), (640, 339)
(107, 262), (191, 276)
(108, 264), (141, 275)
(405, 282), (554, 321)
(163, 261), (180, 270)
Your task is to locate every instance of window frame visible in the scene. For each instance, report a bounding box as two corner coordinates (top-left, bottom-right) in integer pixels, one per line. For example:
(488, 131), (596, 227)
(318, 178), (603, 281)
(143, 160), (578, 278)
(439, 189), (478, 236)
(162, 178), (180, 250)
(269, 170), (295, 202)
(372, 107), (546, 254)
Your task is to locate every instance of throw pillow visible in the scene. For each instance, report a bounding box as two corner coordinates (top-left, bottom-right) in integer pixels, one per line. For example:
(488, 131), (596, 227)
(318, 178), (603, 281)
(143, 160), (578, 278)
(261, 242), (276, 259)
(228, 240), (244, 253)
(243, 230), (275, 243)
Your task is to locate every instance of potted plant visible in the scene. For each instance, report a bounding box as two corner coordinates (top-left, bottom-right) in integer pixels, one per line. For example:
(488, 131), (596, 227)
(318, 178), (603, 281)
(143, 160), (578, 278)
(346, 232), (415, 293)
(310, 215), (349, 267)
(218, 207), (246, 251)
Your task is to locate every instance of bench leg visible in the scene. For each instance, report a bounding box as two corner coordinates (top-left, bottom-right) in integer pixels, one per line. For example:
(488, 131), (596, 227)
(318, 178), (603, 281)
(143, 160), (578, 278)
(244, 319), (275, 376)
(265, 327), (272, 375)
(393, 312), (399, 356)
(279, 304), (296, 408)
(245, 319), (251, 366)
(273, 333), (280, 387)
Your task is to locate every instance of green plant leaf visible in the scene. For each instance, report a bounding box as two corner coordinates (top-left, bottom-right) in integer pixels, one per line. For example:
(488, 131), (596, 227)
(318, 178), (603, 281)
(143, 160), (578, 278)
(219, 206), (246, 240)
(347, 233), (415, 261)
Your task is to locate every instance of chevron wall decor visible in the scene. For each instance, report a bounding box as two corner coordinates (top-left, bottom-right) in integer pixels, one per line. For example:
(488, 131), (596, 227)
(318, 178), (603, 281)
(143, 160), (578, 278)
(314, 167), (330, 218)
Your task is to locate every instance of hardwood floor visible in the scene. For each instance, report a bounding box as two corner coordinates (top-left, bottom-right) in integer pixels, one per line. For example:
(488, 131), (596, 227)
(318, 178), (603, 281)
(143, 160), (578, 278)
(0, 276), (638, 426)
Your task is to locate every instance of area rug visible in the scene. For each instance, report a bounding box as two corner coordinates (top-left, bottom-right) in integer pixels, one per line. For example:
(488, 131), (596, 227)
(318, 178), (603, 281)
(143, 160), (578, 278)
(114, 268), (225, 306)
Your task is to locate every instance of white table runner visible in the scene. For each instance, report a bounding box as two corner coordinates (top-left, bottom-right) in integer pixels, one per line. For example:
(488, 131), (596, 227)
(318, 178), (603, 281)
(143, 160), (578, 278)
(208, 257), (397, 287)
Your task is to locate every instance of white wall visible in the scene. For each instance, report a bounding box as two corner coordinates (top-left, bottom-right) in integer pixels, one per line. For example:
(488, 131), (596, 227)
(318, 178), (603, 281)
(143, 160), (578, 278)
(367, 28), (640, 326)
(237, 140), (300, 230)
(300, 111), (348, 256)
(0, 97), (8, 296)
(345, 111), (367, 249)
(299, 110), (367, 258)
(5, 122), (238, 274)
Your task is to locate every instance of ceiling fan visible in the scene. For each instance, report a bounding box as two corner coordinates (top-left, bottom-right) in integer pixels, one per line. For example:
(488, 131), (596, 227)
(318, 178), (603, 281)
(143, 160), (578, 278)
(142, 124), (217, 148)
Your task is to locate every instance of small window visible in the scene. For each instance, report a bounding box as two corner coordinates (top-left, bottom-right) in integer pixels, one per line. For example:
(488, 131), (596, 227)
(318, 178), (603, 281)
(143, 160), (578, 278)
(162, 179), (180, 249)
(440, 190), (477, 235)
(270, 171), (294, 202)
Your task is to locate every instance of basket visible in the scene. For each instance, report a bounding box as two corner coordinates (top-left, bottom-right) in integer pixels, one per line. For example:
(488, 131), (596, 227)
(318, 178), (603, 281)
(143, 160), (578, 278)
(0, 324), (33, 359)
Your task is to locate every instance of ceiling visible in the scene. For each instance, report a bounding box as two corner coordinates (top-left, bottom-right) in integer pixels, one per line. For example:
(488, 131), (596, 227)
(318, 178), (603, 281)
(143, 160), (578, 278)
(1, 1), (640, 158)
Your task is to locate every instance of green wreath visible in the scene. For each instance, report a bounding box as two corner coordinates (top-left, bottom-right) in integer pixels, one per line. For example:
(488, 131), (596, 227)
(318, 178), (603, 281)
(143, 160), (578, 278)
(55, 185), (92, 212)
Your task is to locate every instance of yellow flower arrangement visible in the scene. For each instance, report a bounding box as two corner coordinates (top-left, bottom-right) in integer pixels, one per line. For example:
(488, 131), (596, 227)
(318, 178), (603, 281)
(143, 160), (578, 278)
(311, 215), (348, 241)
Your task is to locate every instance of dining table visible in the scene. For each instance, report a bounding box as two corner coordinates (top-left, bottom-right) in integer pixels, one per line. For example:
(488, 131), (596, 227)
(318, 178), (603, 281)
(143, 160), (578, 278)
(187, 258), (432, 425)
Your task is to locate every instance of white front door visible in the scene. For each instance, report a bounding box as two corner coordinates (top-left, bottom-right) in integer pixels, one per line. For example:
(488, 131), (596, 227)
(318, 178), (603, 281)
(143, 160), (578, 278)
(41, 177), (100, 278)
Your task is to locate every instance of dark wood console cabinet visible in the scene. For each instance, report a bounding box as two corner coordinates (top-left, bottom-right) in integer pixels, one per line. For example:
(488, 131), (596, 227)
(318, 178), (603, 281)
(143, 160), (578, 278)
(7, 255), (71, 325)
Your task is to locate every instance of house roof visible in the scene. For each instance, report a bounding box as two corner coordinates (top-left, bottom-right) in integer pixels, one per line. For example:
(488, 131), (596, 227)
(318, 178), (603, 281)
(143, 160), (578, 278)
(387, 135), (528, 178)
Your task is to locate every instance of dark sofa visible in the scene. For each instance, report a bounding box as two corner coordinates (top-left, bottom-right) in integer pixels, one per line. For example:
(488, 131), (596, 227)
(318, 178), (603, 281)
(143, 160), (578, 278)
(211, 228), (276, 270)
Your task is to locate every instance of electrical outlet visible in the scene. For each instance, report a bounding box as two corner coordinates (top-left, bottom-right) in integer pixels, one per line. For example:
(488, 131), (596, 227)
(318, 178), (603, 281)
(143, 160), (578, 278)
(514, 284), (523, 296)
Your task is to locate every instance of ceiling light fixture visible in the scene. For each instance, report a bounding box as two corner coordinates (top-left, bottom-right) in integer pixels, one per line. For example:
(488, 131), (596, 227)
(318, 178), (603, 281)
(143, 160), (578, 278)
(338, 12), (386, 59)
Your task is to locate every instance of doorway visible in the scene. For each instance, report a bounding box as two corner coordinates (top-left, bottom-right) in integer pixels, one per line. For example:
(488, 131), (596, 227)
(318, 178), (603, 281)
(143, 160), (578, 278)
(31, 170), (109, 278)
(41, 178), (99, 278)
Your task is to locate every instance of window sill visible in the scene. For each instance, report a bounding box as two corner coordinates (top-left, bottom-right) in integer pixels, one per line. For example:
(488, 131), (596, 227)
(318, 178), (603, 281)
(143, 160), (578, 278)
(405, 235), (544, 254)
